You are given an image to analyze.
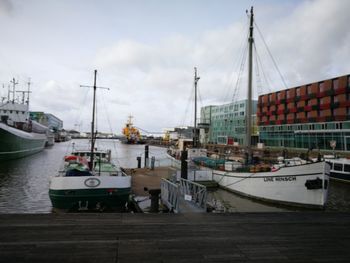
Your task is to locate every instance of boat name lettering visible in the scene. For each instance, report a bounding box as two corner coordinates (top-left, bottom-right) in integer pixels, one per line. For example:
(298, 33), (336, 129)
(84, 178), (101, 188)
(263, 176), (296, 182)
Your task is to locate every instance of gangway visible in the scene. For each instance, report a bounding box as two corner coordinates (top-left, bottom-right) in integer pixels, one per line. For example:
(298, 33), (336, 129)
(161, 178), (207, 213)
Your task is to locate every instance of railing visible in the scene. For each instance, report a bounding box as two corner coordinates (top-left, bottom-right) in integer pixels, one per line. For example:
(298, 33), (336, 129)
(179, 178), (207, 211)
(161, 178), (208, 213)
(161, 178), (179, 213)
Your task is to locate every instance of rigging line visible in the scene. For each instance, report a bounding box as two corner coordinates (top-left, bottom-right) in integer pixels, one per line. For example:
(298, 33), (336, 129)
(231, 41), (248, 103)
(254, 20), (288, 89)
(133, 126), (163, 134)
(73, 84), (90, 132)
(179, 82), (195, 127)
(99, 89), (121, 167)
(253, 43), (264, 96)
(221, 23), (250, 103)
(254, 42), (273, 94)
(200, 21), (249, 76)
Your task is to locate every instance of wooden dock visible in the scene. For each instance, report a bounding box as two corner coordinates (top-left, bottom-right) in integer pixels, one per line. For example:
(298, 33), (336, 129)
(0, 212), (349, 262)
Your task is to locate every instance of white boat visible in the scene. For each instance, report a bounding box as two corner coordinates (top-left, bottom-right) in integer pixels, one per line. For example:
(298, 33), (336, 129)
(210, 7), (330, 209)
(49, 70), (131, 211)
(168, 8), (330, 209)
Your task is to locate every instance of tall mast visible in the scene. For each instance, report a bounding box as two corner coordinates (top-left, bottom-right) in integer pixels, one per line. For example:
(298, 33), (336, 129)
(80, 70), (109, 170)
(246, 6), (254, 157)
(90, 70), (97, 170)
(194, 67), (200, 148)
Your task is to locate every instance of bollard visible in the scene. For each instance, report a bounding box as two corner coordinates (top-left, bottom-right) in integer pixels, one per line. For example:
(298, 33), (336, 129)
(144, 187), (161, 213)
(144, 145), (149, 168)
(136, 156), (141, 168)
(151, 156), (155, 170)
(181, 150), (188, 179)
(149, 189), (161, 213)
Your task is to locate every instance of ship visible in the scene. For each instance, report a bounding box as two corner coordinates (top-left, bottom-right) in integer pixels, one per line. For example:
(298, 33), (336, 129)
(121, 115), (145, 144)
(167, 8), (330, 209)
(0, 78), (47, 161)
(49, 70), (131, 211)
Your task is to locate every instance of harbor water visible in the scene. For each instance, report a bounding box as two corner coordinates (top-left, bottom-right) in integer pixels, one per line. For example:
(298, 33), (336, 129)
(0, 139), (350, 213)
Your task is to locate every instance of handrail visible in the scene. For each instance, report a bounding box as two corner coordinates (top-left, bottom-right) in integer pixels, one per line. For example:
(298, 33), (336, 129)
(179, 178), (207, 211)
(161, 178), (179, 213)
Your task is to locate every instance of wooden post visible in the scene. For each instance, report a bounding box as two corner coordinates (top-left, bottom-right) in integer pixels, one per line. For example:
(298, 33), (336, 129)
(181, 150), (188, 179)
(144, 145), (149, 168)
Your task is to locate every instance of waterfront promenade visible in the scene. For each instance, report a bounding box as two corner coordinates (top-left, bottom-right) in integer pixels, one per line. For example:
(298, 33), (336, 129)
(0, 212), (349, 262)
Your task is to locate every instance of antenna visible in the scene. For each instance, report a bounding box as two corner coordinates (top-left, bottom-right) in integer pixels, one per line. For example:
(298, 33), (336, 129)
(16, 79), (32, 104)
(10, 78), (18, 103)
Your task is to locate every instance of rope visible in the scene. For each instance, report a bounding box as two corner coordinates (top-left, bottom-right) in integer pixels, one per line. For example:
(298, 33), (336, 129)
(254, 20), (288, 90)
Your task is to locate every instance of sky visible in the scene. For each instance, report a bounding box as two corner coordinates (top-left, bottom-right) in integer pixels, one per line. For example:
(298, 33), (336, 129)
(0, 0), (349, 135)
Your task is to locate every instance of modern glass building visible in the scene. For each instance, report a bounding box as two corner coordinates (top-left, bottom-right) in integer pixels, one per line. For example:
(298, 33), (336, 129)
(30, 112), (63, 131)
(199, 99), (258, 145)
(257, 74), (350, 152)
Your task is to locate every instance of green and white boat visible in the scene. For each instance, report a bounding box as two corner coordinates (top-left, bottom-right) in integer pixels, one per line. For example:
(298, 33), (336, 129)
(49, 149), (131, 211)
(0, 79), (47, 161)
(49, 70), (131, 211)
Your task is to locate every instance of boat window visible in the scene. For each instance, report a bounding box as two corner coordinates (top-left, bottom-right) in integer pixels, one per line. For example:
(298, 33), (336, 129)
(334, 163), (343, 171)
(344, 164), (350, 173)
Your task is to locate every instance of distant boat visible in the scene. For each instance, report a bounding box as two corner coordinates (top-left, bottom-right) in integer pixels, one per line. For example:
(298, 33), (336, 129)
(121, 115), (145, 144)
(49, 70), (131, 211)
(0, 78), (47, 161)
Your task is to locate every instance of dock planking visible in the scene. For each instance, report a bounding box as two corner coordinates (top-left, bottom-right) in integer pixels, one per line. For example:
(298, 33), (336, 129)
(0, 212), (350, 262)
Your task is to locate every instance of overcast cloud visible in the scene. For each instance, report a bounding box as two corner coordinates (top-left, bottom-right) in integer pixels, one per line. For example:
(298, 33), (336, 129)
(0, 0), (349, 134)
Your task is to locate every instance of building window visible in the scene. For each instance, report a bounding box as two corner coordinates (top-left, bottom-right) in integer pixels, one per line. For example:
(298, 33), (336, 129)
(234, 105), (238, 111)
(307, 85), (312, 94)
(333, 79), (339, 90)
(240, 103), (244, 108)
(319, 82), (325, 92)
(296, 87), (301, 96)
(277, 92), (281, 100)
(240, 112), (244, 116)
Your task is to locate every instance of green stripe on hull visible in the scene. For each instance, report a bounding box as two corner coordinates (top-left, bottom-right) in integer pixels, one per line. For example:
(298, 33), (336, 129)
(49, 188), (131, 211)
(0, 127), (46, 161)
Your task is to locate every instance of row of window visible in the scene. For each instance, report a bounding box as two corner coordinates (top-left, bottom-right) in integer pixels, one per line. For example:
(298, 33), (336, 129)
(0, 109), (26, 114)
(271, 76), (350, 100)
(213, 103), (246, 113)
(259, 122), (350, 132)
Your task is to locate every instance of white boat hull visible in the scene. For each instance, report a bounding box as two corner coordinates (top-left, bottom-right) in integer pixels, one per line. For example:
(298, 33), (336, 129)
(213, 161), (330, 208)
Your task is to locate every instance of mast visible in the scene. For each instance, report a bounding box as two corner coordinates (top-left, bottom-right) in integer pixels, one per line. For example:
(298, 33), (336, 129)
(193, 67), (200, 148)
(90, 70), (97, 170)
(246, 6), (254, 159)
(80, 70), (109, 170)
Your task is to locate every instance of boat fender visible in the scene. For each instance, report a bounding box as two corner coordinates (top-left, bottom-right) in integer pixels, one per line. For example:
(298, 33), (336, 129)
(64, 155), (78, 162)
(271, 166), (279, 172)
(305, 177), (323, 190)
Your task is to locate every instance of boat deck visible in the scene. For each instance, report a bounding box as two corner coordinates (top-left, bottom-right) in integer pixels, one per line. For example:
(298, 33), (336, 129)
(0, 212), (349, 262)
